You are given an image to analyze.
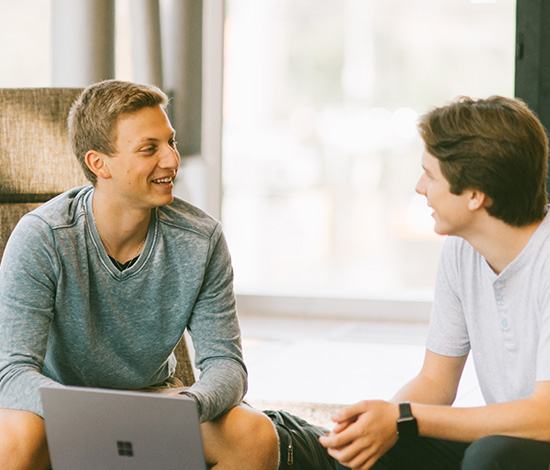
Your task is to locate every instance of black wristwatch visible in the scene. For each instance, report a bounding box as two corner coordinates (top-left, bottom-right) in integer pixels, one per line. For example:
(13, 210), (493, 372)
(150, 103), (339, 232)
(397, 402), (418, 439)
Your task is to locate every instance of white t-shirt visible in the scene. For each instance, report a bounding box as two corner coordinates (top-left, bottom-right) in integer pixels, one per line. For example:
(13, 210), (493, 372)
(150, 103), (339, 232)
(426, 211), (550, 405)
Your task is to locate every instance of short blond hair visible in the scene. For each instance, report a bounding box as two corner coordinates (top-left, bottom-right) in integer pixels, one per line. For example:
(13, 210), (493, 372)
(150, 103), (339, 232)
(68, 79), (169, 184)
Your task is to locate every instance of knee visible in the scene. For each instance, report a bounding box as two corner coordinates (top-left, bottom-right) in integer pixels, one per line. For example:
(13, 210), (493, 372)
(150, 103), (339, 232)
(0, 409), (50, 470)
(462, 436), (499, 470)
(462, 435), (536, 470)
(230, 407), (279, 458)
(0, 431), (32, 470)
(202, 405), (279, 469)
(0, 433), (48, 470)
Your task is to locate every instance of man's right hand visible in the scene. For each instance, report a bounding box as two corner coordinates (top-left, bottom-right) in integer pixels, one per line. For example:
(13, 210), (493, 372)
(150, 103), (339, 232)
(319, 400), (399, 470)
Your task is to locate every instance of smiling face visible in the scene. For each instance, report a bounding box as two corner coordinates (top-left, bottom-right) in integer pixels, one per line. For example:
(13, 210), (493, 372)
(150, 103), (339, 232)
(415, 150), (476, 237)
(100, 105), (180, 211)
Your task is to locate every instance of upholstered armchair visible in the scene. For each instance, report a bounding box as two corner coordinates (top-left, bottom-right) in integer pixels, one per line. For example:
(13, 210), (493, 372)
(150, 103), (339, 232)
(0, 88), (195, 386)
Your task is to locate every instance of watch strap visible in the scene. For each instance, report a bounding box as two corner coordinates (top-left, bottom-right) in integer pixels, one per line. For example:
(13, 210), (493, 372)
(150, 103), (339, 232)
(397, 401), (418, 439)
(399, 402), (413, 418)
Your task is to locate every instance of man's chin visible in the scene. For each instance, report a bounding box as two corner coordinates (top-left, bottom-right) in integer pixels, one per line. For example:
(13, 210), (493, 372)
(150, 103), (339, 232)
(151, 193), (174, 208)
(434, 224), (452, 237)
(433, 222), (450, 237)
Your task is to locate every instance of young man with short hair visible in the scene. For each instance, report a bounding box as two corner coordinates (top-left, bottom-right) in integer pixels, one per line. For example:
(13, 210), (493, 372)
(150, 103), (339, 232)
(0, 80), (278, 470)
(320, 96), (550, 469)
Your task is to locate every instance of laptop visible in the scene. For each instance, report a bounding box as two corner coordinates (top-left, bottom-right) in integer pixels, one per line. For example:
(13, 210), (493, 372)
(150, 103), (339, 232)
(40, 385), (207, 470)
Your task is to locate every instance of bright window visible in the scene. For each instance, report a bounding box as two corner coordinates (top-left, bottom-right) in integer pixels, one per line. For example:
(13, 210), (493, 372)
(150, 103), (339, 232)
(0, 0), (51, 87)
(222, 0), (516, 301)
(0, 0), (138, 88)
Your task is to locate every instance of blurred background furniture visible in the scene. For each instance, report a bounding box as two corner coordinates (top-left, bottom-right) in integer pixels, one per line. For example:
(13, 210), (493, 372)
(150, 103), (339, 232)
(0, 88), (195, 386)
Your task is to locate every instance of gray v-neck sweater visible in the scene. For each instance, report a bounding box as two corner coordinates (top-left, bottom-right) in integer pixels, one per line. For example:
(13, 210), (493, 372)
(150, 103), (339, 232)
(0, 186), (247, 421)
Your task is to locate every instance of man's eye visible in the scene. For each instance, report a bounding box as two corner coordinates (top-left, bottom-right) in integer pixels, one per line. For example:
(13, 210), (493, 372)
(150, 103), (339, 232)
(169, 139), (178, 148)
(142, 146), (156, 153)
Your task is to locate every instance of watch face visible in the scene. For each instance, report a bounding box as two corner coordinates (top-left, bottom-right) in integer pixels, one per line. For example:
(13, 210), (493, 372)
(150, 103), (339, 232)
(397, 417), (418, 439)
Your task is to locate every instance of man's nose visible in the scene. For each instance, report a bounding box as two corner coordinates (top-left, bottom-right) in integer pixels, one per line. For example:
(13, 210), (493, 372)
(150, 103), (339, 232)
(160, 144), (180, 169)
(415, 174), (426, 195)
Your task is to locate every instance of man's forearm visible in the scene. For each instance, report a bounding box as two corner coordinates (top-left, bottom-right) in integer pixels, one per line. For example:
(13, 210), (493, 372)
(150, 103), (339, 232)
(187, 358), (247, 422)
(390, 374), (457, 407)
(412, 390), (550, 443)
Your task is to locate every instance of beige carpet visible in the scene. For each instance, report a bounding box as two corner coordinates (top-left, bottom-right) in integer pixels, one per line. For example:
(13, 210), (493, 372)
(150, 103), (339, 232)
(248, 400), (344, 430)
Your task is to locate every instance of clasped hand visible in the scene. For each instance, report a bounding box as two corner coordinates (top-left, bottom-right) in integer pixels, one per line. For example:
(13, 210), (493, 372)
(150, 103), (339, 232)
(319, 400), (399, 470)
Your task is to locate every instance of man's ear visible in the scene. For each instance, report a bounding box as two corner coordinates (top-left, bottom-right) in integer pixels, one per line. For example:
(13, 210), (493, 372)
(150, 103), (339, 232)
(85, 150), (111, 180)
(468, 190), (488, 211)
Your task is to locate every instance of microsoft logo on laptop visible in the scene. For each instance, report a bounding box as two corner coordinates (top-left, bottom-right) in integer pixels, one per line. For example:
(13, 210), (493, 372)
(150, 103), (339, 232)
(117, 440), (134, 457)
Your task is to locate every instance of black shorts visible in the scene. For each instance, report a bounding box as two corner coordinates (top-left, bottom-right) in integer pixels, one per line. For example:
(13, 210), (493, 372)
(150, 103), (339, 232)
(264, 409), (338, 470)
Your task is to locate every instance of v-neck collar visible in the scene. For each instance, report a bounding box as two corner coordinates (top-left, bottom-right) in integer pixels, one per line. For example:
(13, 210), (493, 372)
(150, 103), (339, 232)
(85, 189), (157, 279)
